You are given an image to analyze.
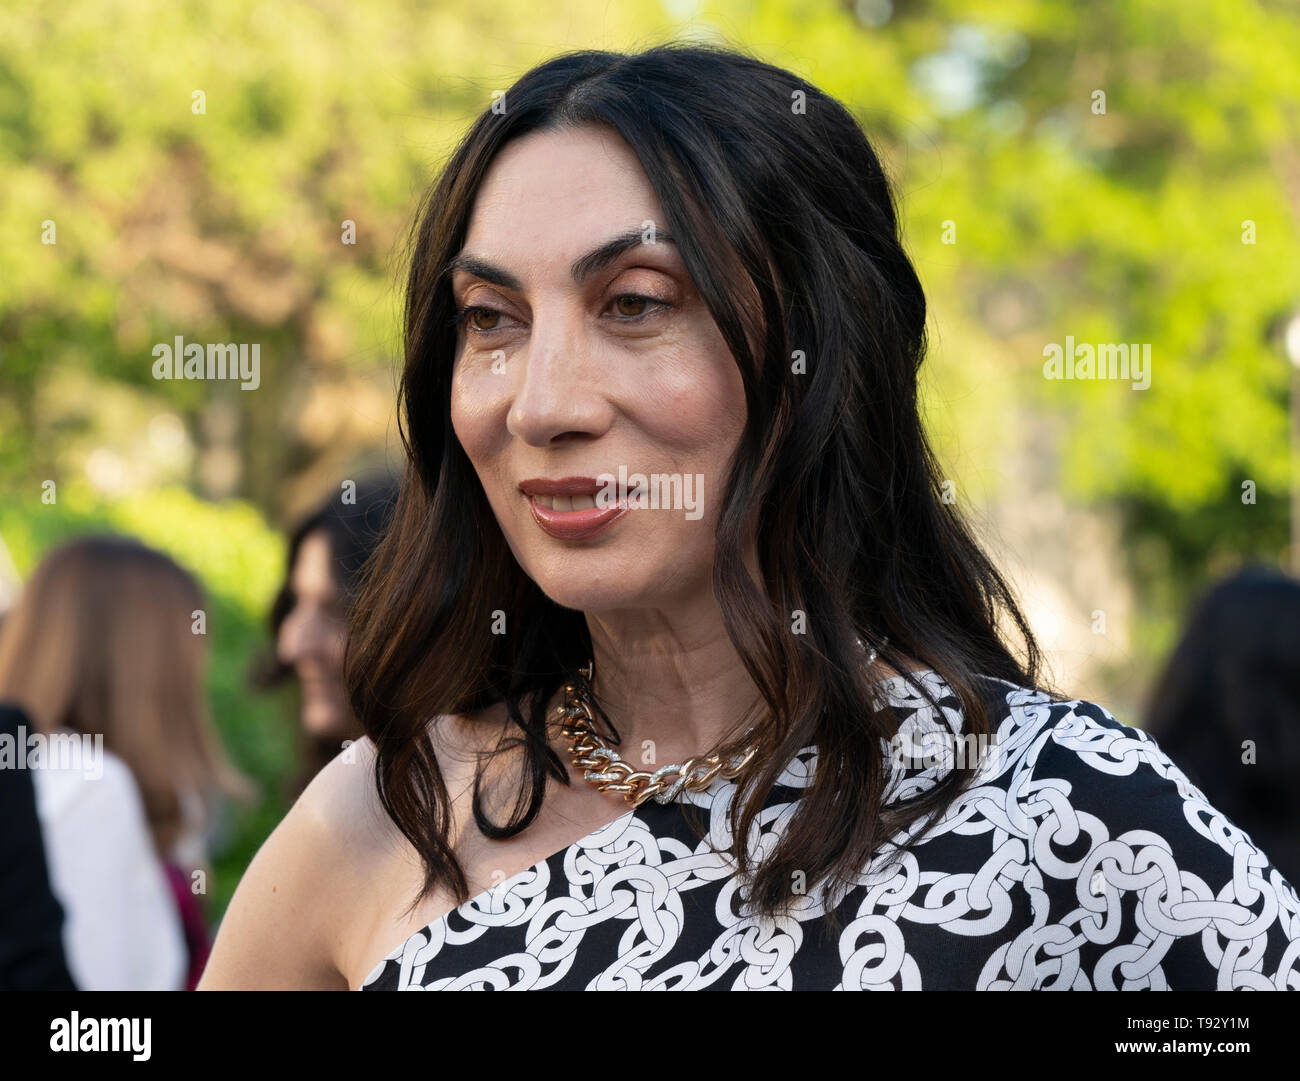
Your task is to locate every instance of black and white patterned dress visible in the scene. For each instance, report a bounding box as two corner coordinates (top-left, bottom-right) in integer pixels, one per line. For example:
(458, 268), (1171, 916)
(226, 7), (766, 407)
(360, 670), (1300, 990)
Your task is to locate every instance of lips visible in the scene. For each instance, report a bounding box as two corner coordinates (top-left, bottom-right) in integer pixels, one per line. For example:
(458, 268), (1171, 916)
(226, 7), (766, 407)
(518, 476), (626, 541)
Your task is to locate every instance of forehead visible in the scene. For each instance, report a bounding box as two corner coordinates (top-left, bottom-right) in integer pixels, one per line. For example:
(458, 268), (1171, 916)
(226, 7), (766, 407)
(462, 124), (667, 255)
(291, 529), (334, 591)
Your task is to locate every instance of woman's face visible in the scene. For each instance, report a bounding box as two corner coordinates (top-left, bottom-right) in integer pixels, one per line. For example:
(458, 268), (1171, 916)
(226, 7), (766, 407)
(276, 529), (351, 740)
(449, 124), (747, 614)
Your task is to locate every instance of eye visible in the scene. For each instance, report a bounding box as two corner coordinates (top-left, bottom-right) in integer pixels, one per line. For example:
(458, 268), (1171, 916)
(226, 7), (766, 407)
(609, 294), (672, 321)
(612, 295), (651, 317)
(450, 305), (509, 333)
(450, 294), (672, 337)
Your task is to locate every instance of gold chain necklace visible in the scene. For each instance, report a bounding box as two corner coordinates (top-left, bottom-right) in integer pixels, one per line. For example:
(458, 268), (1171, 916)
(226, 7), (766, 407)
(556, 637), (885, 807)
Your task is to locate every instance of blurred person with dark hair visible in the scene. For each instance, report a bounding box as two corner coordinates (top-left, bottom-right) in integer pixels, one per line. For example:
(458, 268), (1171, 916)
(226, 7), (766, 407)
(252, 476), (399, 792)
(0, 701), (78, 990)
(0, 536), (254, 990)
(1145, 564), (1300, 886)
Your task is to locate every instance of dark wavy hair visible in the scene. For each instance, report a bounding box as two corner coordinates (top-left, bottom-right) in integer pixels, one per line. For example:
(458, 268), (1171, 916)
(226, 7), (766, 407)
(347, 41), (1051, 922)
(1145, 565), (1300, 885)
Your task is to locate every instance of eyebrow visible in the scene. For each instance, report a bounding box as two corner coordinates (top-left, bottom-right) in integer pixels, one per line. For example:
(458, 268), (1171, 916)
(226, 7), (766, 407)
(444, 228), (677, 291)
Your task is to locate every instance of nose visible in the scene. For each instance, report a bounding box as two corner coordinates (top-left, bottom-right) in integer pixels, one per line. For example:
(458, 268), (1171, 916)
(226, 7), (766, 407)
(506, 306), (614, 446)
(278, 605), (328, 666)
(277, 605), (305, 665)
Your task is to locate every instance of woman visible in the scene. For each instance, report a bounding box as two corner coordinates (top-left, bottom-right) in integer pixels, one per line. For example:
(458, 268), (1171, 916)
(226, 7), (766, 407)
(201, 43), (1300, 991)
(0, 535), (252, 990)
(1144, 565), (1300, 886)
(253, 477), (398, 793)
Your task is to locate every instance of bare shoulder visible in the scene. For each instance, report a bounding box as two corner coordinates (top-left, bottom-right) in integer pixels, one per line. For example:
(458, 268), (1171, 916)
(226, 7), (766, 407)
(431, 702), (512, 757)
(198, 712), (514, 990)
(312, 714), (504, 832)
(198, 736), (410, 990)
(302, 711), (512, 865)
(301, 735), (402, 852)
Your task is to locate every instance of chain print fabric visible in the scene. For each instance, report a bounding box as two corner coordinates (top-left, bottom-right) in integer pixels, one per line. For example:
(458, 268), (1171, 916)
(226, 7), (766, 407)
(360, 670), (1300, 990)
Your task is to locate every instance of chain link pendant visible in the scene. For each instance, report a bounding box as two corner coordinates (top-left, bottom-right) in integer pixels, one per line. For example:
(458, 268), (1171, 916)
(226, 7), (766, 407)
(558, 635), (886, 807)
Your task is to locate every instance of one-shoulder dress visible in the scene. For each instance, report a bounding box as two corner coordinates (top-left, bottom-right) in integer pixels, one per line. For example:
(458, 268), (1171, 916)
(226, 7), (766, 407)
(360, 670), (1300, 990)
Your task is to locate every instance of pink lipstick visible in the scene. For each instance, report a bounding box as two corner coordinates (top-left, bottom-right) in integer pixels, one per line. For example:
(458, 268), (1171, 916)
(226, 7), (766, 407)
(518, 476), (627, 541)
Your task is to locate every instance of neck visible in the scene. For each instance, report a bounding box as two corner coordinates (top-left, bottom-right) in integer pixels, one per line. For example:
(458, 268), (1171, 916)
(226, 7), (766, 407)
(575, 619), (763, 767)
(563, 634), (909, 765)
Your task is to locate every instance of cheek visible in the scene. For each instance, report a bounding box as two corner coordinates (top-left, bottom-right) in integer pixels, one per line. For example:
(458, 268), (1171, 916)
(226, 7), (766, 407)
(624, 350), (743, 536)
(451, 369), (517, 523)
(449, 362), (499, 462)
(448, 364), (473, 447)
(635, 332), (746, 451)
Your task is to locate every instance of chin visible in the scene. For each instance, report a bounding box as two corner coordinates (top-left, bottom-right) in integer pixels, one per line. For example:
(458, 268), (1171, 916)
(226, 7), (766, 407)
(300, 702), (353, 743)
(537, 580), (649, 614)
(521, 548), (704, 614)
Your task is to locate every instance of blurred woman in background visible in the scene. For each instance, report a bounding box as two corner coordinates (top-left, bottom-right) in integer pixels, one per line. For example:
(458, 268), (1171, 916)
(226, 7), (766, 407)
(0, 535), (253, 990)
(1145, 564), (1300, 886)
(253, 477), (398, 792)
